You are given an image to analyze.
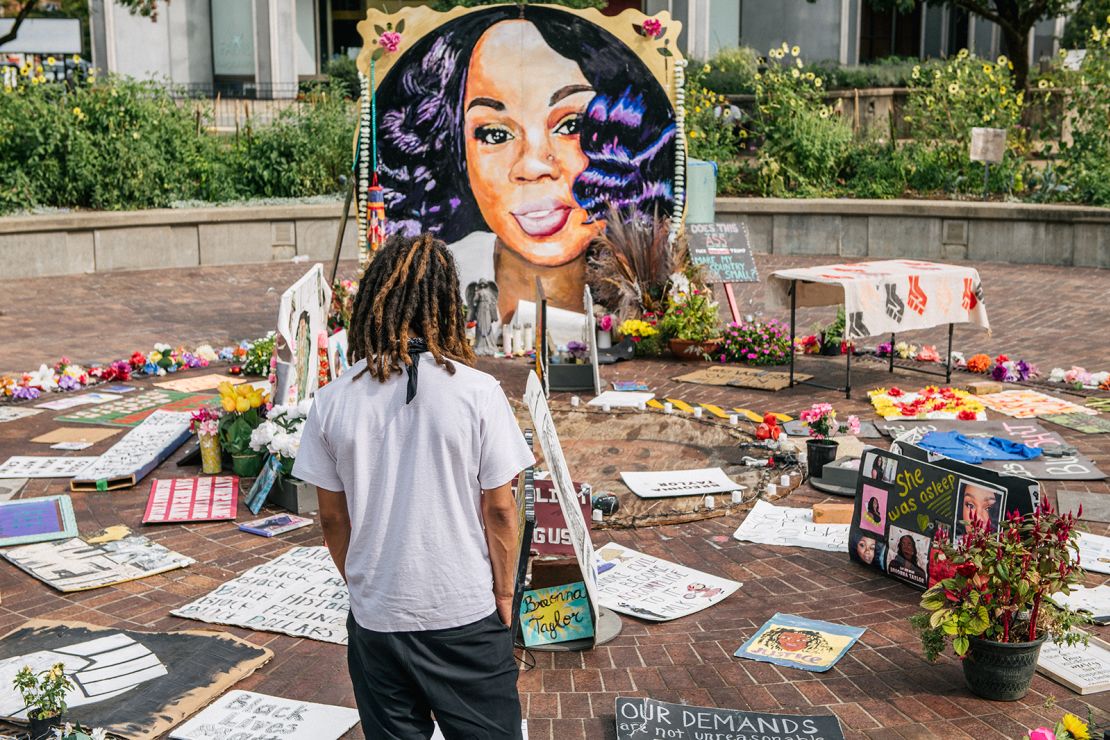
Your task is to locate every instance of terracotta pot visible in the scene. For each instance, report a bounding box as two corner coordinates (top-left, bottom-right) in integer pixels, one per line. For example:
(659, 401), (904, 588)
(668, 338), (721, 361)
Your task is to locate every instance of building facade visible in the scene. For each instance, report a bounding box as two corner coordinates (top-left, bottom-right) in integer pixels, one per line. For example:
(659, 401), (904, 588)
(87, 0), (1068, 99)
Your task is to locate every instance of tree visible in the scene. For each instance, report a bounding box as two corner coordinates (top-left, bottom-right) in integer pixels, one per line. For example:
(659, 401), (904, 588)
(1062, 0), (1110, 48)
(0, 0), (164, 47)
(863, 0), (1072, 90)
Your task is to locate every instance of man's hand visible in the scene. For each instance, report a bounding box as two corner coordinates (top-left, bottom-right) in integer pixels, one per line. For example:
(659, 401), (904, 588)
(495, 594), (514, 627)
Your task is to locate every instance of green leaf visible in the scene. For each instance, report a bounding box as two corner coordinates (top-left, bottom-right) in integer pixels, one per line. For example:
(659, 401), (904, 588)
(374, 24), (386, 36)
(658, 47), (673, 57)
(953, 635), (970, 656)
(371, 48), (384, 62)
(929, 608), (950, 629)
(396, 18), (405, 34)
(942, 621), (959, 636)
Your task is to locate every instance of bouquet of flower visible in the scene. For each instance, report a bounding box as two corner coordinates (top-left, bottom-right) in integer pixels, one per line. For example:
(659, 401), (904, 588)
(1048, 366), (1110, 390)
(189, 407), (221, 436)
(799, 403), (837, 439)
(796, 335), (821, 354)
(596, 313), (615, 333)
(618, 317), (661, 357)
(659, 289), (721, 343)
(249, 400), (312, 476)
(217, 382), (269, 456)
(241, 333), (276, 377)
(719, 318), (791, 366)
(894, 341), (917, 359)
(966, 353), (992, 373)
(915, 345), (941, 363)
(991, 355), (1038, 383)
(1028, 714), (1094, 740)
(869, 386), (986, 421)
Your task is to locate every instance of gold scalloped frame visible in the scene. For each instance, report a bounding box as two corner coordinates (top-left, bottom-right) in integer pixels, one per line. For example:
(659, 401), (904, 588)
(355, 4), (684, 105)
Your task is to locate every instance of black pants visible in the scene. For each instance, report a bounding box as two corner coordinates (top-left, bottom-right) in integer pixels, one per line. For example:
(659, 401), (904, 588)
(347, 611), (522, 740)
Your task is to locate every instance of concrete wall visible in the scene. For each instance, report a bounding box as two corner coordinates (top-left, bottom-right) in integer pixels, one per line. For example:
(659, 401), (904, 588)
(0, 204), (359, 280)
(1, 199), (1106, 280)
(716, 199), (1110, 268)
(90, 0), (213, 87)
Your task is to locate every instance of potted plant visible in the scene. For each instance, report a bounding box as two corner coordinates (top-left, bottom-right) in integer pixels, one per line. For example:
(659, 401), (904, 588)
(799, 403), (858, 479)
(719, 318), (792, 365)
(817, 307), (846, 356)
(911, 502), (1087, 702)
(660, 289), (721, 360)
(218, 381), (269, 478)
(595, 312), (615, 349)
(13, 663), (72, 739)
(249, 400), (316, 513)
(617, 317), (662, 358)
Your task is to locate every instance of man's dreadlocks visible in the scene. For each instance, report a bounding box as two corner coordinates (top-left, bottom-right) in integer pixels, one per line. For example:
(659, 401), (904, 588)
(348, 233), (476, 382)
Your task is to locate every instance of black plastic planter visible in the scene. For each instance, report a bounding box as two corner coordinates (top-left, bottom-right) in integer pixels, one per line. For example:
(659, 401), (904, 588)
(962, 634), (1046, 701)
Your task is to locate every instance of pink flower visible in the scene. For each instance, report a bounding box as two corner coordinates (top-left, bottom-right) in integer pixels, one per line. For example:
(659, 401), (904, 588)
(599, 314), (614, 332)
(1028, 728), (1056, 740)
(846, 415), (861, 434)
(642, 17), (663, 37)
(378, 31), (402, 52)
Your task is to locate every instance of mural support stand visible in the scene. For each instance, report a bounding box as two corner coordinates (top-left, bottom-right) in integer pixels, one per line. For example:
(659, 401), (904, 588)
(329, 176), (355, 284)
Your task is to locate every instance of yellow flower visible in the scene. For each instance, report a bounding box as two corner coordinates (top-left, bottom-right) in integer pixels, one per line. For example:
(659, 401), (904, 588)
(782, 41), (789, 52)
(996, 54), (1008, 67)
(792, 68), (800, 78)
(912, 65), (920, 79)
(948, 83), (960, 94)
(46, 56), (56, 66)
(702, 63), (711, 73)
(754, 72), (761, 81)
(221, 396), (236, 412)
(819, 108), (829, 118)
(19, 63), (29, 76)
(689, 129), (699, 138)
(1000, 86), (1006, 94)
(72, 106), (85, 121)
(813, 78), (822, 88)
(235, 396), (250, 413)
(791, 45), (800, 56)
(982, 64), (991, 74)
(36, 75), (45, 83)
(957, 48), (969, 59)
(795, 57), (803, 68)
(1061, 714), (1089, 740)
(3, 85), (10, 94)
(805, 71), (815, 80)
(72, 54), (80, 63)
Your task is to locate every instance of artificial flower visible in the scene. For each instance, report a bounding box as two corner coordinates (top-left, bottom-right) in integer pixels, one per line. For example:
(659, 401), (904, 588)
(966, 354), (992, 373)
(915, 345), (941, 363)
(195, 344), (218, 362)
(12, 386), (40, 400)
(894, 341), (917, 359)
(641, 17), (663, 37)
(845, 415), (861, 435)
(1060, 714), (1089, 740)
(378, 31), (402, 52)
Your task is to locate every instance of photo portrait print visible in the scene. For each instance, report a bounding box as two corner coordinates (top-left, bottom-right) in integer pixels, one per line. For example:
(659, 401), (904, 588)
(885, 525), (929, 588)
(858, 484), (888, 536)
(954, 480), (1006, 536)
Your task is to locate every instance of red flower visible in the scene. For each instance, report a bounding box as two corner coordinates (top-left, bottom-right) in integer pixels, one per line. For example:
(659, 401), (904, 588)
(888, 387), (904, 397)
(641, 17), (663, 37)
(955, 562), (977, 577)
(129, 351), (146, 369)
(995, 354), (1009, 364)
(957, 410), (978, 421)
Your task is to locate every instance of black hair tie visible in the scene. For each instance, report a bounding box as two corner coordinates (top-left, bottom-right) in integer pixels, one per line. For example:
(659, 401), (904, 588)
(405, 338), (428, 405)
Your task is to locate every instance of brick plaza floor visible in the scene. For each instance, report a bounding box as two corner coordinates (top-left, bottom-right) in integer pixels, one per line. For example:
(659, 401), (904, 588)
(0, 255), (1107, 739)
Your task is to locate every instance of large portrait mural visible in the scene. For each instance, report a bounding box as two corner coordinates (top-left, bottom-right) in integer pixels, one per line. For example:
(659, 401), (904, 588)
(358, 5), (682, 321)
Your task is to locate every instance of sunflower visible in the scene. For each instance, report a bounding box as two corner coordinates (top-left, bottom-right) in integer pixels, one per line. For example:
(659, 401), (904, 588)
(1061, 714), (1089, 740)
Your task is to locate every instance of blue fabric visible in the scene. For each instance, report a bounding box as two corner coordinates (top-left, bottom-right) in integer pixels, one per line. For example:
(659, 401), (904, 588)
(918, 431), (1044, 465)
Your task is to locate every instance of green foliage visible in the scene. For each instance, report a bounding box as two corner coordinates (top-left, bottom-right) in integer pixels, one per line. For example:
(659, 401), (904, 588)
(695, 47), (761, 94)
(659, 289), (721, 342)
(324, 55), (360, 99)
(719, 318), (791, 365)
(1062, 0), (1110, 48)
(0, 74), (353, 215)
(13, 663), (72, 720)
(684, 63), (744, 164)
(841, 137), (906, 198)
(810, 56), (926, 89)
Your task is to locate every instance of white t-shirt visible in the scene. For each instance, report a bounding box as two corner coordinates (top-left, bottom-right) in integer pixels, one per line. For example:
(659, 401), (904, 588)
(292, 356), (535, 632)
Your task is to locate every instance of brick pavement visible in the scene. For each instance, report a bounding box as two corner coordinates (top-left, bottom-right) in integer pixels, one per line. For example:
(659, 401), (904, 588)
(0, 256), (1108, 739)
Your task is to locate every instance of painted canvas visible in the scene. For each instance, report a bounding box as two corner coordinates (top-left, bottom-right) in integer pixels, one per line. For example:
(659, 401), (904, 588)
(0, 495), (78, 547)
(328, 329), (350, 380)
(735, 613), (865, 673)
(0, 620), (271, 738)
(359, 5), (681, 321)
(55, 389), (214, 427)
(143, 476), (239, 524)
(519, 581), (594, 647)
(275, 264), (333, 405)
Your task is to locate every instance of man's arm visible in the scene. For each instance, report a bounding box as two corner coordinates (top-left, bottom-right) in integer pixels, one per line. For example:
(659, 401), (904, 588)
(317, 487), (351, 582)
(481, 480), (520, 627)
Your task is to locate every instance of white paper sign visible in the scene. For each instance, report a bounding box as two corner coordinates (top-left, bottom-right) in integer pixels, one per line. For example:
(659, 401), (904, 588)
(733, 500), (851, 552)
(71, 410), (191, 487)
(0, 407), (41, 424)
(169, 690), (360, 740)
(1078, 532), (1110, 575)
(172, 547), (349, 644)
(621, 467), (741, 499)
(0, 478), (26, 501)
(3, 536), (194, 592)
(432, 721), (528, 740)
(595, 542), (741, 621)
(51, 441), (93, 451)
(0, 456), (97, 479)
(524, 372), (600, 623)
(34, 392), (119, 411)
(1038, 632), (1110, 694)
(1054, 585), (1110, 622)
(588, 391), (655, 408)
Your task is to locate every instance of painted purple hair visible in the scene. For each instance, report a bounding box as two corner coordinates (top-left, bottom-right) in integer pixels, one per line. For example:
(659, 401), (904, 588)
(375, 6), (676, 243)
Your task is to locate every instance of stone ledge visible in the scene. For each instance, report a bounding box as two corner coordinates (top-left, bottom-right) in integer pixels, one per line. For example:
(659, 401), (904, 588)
(717, 197), (1110, 223)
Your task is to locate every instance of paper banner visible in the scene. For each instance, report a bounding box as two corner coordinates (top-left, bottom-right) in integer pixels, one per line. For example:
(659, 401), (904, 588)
(169, 690), (359, 740)
(1040, 413), (1110, 434)
(977, 389), (1098, 419)
(0, 620), (272, 739)
(0, 495), (78, 547)
(0, 456), (97, 479)
(735, 613), (865, 673)
(519, 581), (594, 647)
(172, 547), (349, 644)
(620, 467), (742, 499)
(143, 477), (239, 524)
(733, 500), (850, 552)
(594, 542), (740, 621)
(0, 407), (42, 424)
(587, 391), (654, 408)
(35, 392), (120, 411)
(56, 389), (214, 427)
(3, 536), (194, 592)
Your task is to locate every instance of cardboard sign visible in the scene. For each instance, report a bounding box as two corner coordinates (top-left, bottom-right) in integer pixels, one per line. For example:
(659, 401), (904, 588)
(0, 620), (271, 739)
(735, 613), (865, 673)
(0, 407), (41, 424)
(686, 222), (758, 283)
(0, 495), (78, 547)
(172, 546), (349, 644)
(3, 536), (194, 592)
(523, 371), (599, 636)
(0, 478), (27, 501)
(0, 456), (97, 479)
(1078, 532), (1110, 575)
(588, 390), (654, 408)
(848, 448), (1036, 590)
(71, 410), (192, 491)
(31, 427), (120, 445)
(56, 389), (214, 427)
(1038, 632), (1110, 695)
(733, 500), (850, 553)
(1054, 586), (1110, 624)
(154, 373), (244, 393)
(969, 126), (1006, 163)
(876, 419), (1106, 481)
(143, 477), (239, 524)
(595, 542), (740, 621)
(615, 697), (844, 740)
(1040, 413), (1110, 434)
(532, 479), (591, 557)
(519, 581), (594, 647)
(620, 467), (742, 499)
(169, 690), (360, 740)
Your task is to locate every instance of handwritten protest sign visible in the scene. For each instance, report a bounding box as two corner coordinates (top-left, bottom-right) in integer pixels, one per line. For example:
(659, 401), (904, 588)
(143, 477), (238, 524)
(169, 690), (360, 740)
(519, 581), (594, 647)
(3, 536), (194, 592)
(595, 543), (740, 621)
(686, 222), (758, 283)
(532, 479), (591, 556)
(735, 613), (865, 673)
(172, 547), (349, 644)
(615, 697), (844, 740)
(733, 500), (850, 552)
(620, 467), (742, 499)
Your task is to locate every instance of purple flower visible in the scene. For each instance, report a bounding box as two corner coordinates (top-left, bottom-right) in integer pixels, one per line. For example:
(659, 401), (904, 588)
(991, 364), (1008, 382)
(57, 375), (79, 391)
(12, 386), (40, 400)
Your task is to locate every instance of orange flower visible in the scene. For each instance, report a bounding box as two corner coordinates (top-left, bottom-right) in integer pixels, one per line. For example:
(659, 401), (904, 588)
(966, 353), (992, 373)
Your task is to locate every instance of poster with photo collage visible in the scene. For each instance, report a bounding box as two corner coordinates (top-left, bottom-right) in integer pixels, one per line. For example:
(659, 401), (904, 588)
(848, 448), (1036, 590)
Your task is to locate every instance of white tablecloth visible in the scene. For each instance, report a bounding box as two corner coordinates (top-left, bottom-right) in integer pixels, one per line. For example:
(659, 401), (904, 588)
(767, 259), (990, 340)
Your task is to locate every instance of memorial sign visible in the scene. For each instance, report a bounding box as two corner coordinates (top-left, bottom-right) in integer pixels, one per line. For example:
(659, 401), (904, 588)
(615, 697), (844, 740)
(686, 222), (758, 283)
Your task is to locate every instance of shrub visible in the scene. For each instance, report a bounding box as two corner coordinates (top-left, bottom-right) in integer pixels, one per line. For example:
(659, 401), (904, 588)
(685, 63), (744, 164)
(697, 47), (761, 94)
(719, 318), (791, 365)
(324, 55), (360, 99)
(840, 137), (906, 199)
(811, 56), (928, 89)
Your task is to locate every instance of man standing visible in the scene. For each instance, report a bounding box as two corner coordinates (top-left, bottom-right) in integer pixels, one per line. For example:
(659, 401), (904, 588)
(293, 234), (535, 739)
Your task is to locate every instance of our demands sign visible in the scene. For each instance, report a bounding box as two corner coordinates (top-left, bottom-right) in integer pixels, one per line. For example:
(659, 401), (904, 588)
(615, 697), (844, 740)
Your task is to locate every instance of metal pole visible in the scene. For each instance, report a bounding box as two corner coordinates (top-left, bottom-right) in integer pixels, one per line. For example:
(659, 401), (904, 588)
(845, 337), (852, 400)
(889, 333), (895, 373)
(329, 175), (356, 284)
(789, 280), (797, 388)
(983, 162), (990, 201)
(945, 323), (954, 384)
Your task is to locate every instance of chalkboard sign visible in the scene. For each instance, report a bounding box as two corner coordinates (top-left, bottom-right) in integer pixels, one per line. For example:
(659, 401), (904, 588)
(616, 697), (844, 740)
(686, 222), (758, 283)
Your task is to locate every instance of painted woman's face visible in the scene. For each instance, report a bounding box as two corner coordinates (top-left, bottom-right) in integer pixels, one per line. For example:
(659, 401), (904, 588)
(961, 485), (998, 526)
(856, 537), (876, 564)
(464, 20), (602, 266)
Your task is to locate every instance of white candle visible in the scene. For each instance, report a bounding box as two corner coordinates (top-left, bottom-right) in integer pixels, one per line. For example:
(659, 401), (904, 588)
(731, 491), (743, 505)
(512, 324), (524, 355)
(591, 509), (603, 523)
(729, 414), (739, 425)
(501, 325), (512, 356)
(602, 403), (611, 413)
(523, 324), (534, 352)
(570, 396), (580, 407)
(766, 483), (777, 497)
(664, 402), (673, 414)
(693, 407), (703, 418)
(704, 495), (715, 509)
(637, 401), (646, 411)
(780, 474), (791, 487)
